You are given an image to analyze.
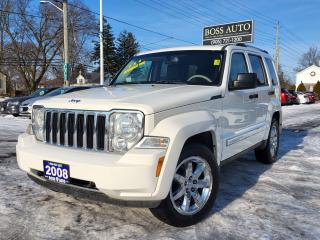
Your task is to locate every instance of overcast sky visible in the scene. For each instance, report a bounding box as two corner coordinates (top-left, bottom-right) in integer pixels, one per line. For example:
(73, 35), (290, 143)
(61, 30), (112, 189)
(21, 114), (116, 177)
(82, 0), (320, 81)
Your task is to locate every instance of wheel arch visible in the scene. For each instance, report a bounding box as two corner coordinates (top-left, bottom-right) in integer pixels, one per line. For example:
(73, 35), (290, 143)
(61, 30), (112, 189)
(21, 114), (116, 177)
(272, 111), (280, 123)
(263, 110), (282, 142)
(150, 111), (222, 199)
(183, 131), (217, 164)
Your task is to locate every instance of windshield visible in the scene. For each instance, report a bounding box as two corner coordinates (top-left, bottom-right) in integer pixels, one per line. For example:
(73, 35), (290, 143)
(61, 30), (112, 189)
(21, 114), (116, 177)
(112, 50), (224, 86)
(46, 87), (70, 97)
(31, 88), (51, 97)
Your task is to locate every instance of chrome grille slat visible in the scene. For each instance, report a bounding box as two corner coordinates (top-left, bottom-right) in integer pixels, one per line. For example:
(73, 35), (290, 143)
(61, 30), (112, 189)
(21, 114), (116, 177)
(64, 112), (69, 147)
(93, 113), (97, 150)
(49, 111), (53, 144)
(43, 109), (108, 152)
(73, 112), (78, 148)
(43, 111), (47, 142)
(104, 113), (109, 151)
(83, 112), (87, 149)
(57, 112), (61, 145)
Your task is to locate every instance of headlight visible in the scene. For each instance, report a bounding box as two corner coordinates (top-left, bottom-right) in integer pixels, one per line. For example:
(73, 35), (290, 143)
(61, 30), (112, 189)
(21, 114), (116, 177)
(32, 105), (45, 141)
(109, 111), (144, 152)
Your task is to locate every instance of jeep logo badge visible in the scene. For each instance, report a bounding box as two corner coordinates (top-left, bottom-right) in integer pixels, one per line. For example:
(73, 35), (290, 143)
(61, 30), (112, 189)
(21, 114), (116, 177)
(69, 99), (81, 103)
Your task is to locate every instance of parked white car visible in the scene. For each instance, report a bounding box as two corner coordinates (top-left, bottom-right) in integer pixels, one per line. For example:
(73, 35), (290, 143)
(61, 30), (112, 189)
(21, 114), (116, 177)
(16, 44), (282, 227)
(296, 91), (310, 104)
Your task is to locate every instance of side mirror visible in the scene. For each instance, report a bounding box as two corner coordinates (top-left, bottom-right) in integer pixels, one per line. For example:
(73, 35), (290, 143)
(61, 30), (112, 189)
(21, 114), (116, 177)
(231, 73), (258, 90)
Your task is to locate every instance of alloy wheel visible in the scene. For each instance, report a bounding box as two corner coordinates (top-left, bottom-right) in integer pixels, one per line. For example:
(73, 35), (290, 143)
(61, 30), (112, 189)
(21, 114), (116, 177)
(269, 124), (278, 157)
(170, 156), (213, 215)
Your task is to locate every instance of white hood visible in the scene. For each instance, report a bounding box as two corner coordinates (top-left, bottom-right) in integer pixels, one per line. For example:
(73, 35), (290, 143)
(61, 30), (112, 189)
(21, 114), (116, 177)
(34, 85), (222, 115)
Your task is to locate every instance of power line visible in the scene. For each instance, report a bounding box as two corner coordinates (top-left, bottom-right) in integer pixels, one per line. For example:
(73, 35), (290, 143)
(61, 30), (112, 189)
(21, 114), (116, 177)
(226, 0), (276, 25)
(134, 0), (201, 27)
(0, 7), (197, 46)
(64, 3), (198, 46)
(187, 0), (235, 24)
(141, 37), (173, 47)
(171, 1), (219, 24)
(150, 0), (207, 25)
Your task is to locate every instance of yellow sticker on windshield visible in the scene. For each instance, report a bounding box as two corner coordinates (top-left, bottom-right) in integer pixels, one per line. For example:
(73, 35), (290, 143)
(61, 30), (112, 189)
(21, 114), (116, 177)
(213, 59), (221, 66)
(124, 60), (146, 75)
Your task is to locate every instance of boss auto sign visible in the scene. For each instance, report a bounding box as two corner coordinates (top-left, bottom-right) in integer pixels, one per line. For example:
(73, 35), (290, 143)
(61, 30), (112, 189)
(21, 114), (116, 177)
(203, 20), (254, 45)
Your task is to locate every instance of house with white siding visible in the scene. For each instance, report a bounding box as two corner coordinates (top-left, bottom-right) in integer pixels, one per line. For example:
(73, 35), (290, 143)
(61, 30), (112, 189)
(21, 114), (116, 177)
(296, 65), (320, 91)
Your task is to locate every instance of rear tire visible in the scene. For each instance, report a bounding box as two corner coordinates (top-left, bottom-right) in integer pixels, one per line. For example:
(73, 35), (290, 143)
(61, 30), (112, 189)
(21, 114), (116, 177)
(150, 143), (219, 227)
(255, 119), (280, 164)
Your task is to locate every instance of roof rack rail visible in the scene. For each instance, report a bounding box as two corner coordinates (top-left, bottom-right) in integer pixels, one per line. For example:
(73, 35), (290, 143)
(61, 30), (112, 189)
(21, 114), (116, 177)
(222, 43), (269, 54)
(235, 43), (247, 47)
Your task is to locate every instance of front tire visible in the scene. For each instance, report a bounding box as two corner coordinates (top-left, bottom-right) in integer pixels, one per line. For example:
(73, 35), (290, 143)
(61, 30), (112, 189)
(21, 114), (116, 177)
(150, 144), (219, 227)
(255, 119), (280, 164)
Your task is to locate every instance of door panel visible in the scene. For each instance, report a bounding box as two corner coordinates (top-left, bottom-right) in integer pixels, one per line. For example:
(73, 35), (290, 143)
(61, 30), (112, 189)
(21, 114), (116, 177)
(248, 54), (272, 141)
(222, 89), (259, 159)
(222, 52), (259, 160)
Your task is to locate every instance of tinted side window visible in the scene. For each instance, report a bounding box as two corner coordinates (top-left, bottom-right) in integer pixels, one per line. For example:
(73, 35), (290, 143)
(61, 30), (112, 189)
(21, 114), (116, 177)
(229, 53), (248, 85)
(265, 58), (277, 85)
(249, 54), (267, 86)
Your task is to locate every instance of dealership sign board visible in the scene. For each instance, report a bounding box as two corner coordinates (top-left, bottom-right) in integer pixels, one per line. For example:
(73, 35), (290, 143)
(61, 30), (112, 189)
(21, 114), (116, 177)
(203, 20), (254, 46)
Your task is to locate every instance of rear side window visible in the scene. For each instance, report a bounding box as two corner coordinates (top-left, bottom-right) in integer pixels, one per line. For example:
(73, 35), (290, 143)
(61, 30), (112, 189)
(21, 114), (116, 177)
(229, 53), (248, 85)
(248, 54), (267, 86)
(265, 58), (278, 85)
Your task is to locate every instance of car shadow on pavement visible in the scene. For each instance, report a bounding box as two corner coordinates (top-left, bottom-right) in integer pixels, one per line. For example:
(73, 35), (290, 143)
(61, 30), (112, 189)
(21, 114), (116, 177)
(211, 128), (308, 214)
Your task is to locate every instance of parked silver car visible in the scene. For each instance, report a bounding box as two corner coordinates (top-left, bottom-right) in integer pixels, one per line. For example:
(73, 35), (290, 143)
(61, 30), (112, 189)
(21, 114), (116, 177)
(19, 86), (97, 117)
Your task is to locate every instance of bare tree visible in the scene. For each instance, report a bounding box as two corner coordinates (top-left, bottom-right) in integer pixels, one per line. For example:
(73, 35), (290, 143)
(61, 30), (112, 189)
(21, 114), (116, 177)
(49, 0), (96, 84)
(3, 0), (64, 92)
(0, 0), (25, 93)
(3, 0), (95, 93)
(296, 46), (320, 72)
(0, 0), (10, 75)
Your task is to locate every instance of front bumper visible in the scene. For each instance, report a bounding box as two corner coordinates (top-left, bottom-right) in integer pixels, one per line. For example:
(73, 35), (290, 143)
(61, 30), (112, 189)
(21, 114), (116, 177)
(27, 172), (161, 207)
(16, 133), (168, 202)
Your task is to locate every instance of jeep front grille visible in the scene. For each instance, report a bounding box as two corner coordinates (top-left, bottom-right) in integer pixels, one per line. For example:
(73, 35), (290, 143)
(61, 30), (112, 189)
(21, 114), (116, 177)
(44, 110), (109, 151)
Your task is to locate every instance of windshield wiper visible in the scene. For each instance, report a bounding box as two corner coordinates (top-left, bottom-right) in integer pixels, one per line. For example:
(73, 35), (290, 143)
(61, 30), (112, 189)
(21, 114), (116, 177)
(151, 81), (186, 85)
(112, 81), (186, 86)
(112, 81), (150, 86)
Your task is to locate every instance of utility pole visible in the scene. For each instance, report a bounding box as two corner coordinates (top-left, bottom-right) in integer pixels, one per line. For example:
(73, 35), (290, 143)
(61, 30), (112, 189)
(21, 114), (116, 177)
(0, 14), (4, 70)
(275, 21), (280, 73)
(63, 0), (70, 86)
(100, 0), (104, 85)
(40, 1), (68, 85)
(0, 10), (5, 70)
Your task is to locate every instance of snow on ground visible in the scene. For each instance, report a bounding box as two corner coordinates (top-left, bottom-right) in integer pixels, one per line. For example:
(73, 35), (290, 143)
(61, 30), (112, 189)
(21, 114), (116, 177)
(0, 97), (9, 102)
(0, 104), (320, 240)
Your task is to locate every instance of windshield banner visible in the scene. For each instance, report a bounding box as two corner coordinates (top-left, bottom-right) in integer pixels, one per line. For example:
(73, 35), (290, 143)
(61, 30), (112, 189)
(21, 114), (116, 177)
(203, 20), (254, 46)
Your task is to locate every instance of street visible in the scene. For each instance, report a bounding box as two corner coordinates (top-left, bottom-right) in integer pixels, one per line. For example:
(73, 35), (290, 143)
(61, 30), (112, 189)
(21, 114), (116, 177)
(0, 103), (319, 240)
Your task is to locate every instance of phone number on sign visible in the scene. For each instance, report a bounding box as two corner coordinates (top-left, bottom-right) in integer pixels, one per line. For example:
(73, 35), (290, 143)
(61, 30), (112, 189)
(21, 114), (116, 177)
(210, 36), (243, 45)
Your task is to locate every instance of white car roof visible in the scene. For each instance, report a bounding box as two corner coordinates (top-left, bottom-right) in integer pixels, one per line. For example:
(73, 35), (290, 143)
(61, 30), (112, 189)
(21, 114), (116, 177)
(137, 44), (269, 56)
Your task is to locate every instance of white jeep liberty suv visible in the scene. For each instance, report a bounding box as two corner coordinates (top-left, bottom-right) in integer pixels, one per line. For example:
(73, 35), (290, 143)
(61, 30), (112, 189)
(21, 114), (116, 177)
(17, 44), (281, 227)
